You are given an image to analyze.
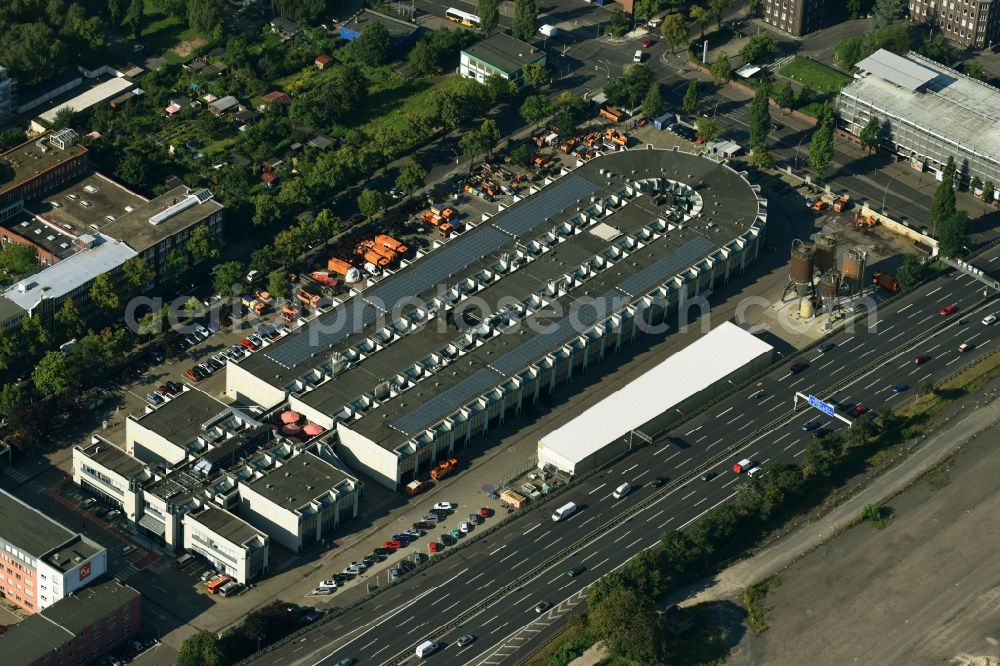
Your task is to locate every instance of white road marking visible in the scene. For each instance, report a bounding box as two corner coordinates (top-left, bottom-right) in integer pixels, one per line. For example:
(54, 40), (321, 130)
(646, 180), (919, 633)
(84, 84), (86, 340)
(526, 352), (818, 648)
(588, 483), (606, 495)
(707, 437), (724, 449)
(647, 509), (665, 522)
(523, 524), (540, 536)
(718, 406), (734, 417)
(927, 286), (942, 296)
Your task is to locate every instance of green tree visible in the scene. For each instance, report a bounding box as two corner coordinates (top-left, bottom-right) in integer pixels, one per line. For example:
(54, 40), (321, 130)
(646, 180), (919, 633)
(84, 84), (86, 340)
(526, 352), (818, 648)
(605, 64), (654, 107)
(695, 116), (720, 142)
(408, 40), (439, 75)
(803, 436), (840, 478)
(267, 270), (290, 299)
(774, 82), (794, 111)
(943, 155), (956, 178)
(357, 188), (386, 219)
(895, 254), (927, 291)
(213, 261), (246, 295)
(605, 6), (630, 37)
(54, 298), (86, 340)
(708, 0), (733, 28)
(177, 631), (224, 666)
(186, 226), (220, 263)
(982, 180), (995, 206)
(872, 0), (906, 29)
(396, 160), (427, 195)
(520, 94), (554, 126)
(0, 328), (17, 371)
(108, 0), (125, 24)
(508, 144), (533, 167)
(512, 0), (539, 41)
(965, 60), (989, 82)
(122, 257), (153, 296)
(355, 21), (391, 66)
(860, 503), (883, 524)
(682, 79), (700, 115)
(51, 107), (75, 131)
(588, 584), (664, 662)
(478, 118), (501, 157)
(484, 73), (518, 102)
(919, 34), (952, 65)
(252, 194), (281, 227)
(661, 13), (688, 53)
(748, 79), (772, 154)
(938, 210), (968, 257)
(859, 116), (882, 153)
(33, 351), (74, 395)
(710, 51), (732, 83)
(690, 5), (712, 39)
(162, 249), (188, 292)
(478, 0), (500, 35)
(641, 83), (663, 119)
(846, 0), (862, 18)
(809, 114), (835, 181)
(970, 176), (983, 193)
(123, 0), (144, 41)
(634, 0), (663, 22)
(0, 242), (40, 277)
(89, 272), (121, 315)
(739, 34), (778, 64)
(21, 316), (50, 357)
(930, 172), (957, 233)
(187, 0), (225, 37)
(0, 383), (27, 415)
(522, 62), (550, 89)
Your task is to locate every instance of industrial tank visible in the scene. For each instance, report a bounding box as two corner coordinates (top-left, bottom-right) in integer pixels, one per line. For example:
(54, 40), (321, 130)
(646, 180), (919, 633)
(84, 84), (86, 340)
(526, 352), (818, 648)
(789, 239), (816, 286)
(814, 233), (837, 273)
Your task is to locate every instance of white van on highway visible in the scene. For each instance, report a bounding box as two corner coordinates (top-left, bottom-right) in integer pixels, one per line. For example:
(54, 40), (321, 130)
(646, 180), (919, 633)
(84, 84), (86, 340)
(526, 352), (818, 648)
(612, 483), (631, 499)
(552, 501), (577, 522)
(415, 640), (439, 658)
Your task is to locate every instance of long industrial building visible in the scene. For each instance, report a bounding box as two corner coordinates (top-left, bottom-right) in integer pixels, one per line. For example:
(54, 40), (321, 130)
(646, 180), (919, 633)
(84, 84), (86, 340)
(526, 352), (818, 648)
(537, 321), (774, 476)
(838, 49), (1000, 187)
(227, 147), (768, 489)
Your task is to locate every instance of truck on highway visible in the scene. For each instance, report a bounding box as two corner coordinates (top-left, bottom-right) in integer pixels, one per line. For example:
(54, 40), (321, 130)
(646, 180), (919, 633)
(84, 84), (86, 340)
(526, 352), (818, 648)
(415, 641), (439, 658)
(872, 272), (900, 294)
(551, 501), (577, 522)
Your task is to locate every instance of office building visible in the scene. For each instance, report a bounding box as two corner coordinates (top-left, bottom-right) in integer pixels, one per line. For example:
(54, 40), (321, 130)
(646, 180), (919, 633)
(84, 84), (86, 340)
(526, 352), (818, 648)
(762, 0), (828, 36)
(838, 49), (1000, 186)
(0, 487), (107, 613)
(908, 0), (1000, 49)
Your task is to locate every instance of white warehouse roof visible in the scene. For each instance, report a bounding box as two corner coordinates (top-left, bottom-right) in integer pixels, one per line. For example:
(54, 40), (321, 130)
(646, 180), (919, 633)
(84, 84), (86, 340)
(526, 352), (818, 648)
(537, 322), (773, 471)
(39, 77), (134, 124)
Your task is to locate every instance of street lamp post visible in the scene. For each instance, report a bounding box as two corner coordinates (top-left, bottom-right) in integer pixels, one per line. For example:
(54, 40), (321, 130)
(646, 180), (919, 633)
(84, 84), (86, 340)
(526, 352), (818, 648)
(881, 172), (897, 215)
(793, 133), (809, 172)
(448, 147), (459, 165)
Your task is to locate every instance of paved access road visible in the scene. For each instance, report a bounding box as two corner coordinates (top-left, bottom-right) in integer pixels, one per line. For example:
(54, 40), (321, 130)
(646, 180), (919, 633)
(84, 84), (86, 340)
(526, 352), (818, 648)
(253, 249), (1000, 666)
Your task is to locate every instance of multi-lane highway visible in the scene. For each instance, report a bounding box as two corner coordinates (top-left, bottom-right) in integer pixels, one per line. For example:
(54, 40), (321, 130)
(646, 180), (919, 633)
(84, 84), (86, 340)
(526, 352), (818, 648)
(255, 252), (1000, 666)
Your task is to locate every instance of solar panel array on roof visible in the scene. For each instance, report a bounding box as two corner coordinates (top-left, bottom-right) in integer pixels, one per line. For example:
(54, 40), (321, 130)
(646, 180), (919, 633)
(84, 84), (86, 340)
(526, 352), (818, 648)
(363, 226), (510, 311)
(391, 366), (503, 435)
(265, 302), (378, 367)
(492, 175), (599, 236)
(855, 49), (937, 91)
(489, 290), (621, 375)
(617, 235), (717, 297)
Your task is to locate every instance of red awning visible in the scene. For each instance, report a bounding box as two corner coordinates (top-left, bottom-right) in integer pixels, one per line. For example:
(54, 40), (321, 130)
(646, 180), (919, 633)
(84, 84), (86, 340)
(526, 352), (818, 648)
(281, 411), (301, 424)
(302, 424), (324, 436)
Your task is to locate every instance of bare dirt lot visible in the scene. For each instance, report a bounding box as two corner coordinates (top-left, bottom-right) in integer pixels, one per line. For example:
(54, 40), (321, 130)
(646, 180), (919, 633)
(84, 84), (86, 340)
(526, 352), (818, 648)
(729, 415), (1000, 666)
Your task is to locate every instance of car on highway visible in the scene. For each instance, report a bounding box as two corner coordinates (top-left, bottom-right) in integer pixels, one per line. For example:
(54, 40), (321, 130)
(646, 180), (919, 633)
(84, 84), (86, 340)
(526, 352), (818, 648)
(983, 314), (998, 326)
(789, 362), (808, 373)
(850, 404), (869, 417)
(700, 471), (717, 481)
(456, 634), (476, 647)
(914, 354), (929, 364)
(801, 420), (821, 431)
(641, 37), (653, 47)
(567, 565), (586, 577)
(940, 304), (957, 316)
(612, 483), (631, 499)
(433, 501), (458, 511)
(818, 342), (835, 352)
(892, 384), (908, 393)
(332, 659), (354, 666)
(652, 476), (667, 487)
(959, 342), (975, 352)
(811, 428), (830, 439)
(534, 601), (552, 613)
(747, 466), (764, 477)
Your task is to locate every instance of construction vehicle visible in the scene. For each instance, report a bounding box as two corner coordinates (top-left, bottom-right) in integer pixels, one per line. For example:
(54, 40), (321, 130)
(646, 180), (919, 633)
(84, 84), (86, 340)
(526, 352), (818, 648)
(604, 128), (628, 146)
(375, 234), (408, 256)
(310, 272), (339, 287)
(421, 206), (457, 236)
(356, 240), (394, 268)
(297, 289), (321, 308)
(430, 457), (458, 481)
(241, 295), (266, 316)
(531, 155), (551, 169)
(560, 137), (579, 154)
(405, 479), (429, 496)
(854, 212), (877, 231)
(599, 105), (626, 123)
(811, 199), (829, 212)
(872, 272), (900, 294)
(327, 257), (362, 282)
(833, 196), (851, 213)
(254, 290), (272, 305)
(281, 305), (300, 322)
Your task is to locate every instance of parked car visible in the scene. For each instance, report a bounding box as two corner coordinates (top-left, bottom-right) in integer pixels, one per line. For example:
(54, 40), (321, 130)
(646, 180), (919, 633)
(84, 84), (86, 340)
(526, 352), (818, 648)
(428, 542), (441, 553)
(194, 324), (210, 339)
(478, 507), (491, 518)
(383, 539), (402, 550)
(240, 337), (259, 351)
(248, 334), (264, 348)
(317, 579), (339, 589)
(81, 498), (97, 510)
(469, 513), (483, 524)
(228, 345), (246, 359)
(146, 391), (164, 406)
(185, 368), (202, 382)
(120, 544), (136, 555)
(433, 501), (458, 511)
(459, 521), (472, 533)
(450, 527), (462, 539)
(200, 570), (218, 582)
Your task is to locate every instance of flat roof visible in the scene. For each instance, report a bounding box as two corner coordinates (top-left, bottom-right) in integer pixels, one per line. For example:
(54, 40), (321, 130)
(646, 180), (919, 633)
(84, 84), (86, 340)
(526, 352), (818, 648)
(78, 440), (147, 480)
(34, 173), (147, 236)
(131, 388), (229, 447)
(187, 507), (265, 547)
(855, 48), (937, 91)
(0, 578), (139, 663)
(344, 10), (419, 37)
(243, 451), (353, 512)
(38, 77), (134, 124)
(841, 50), (1000, 161)
(463, 33), (545, 74)
(101, 186), (222, 252)
(0, 133), (87, 198)
(2, 233), (136, 311)
(538, 322), (773, 466)
(0, 487), (94, 561)
(0, 211), (79, 259)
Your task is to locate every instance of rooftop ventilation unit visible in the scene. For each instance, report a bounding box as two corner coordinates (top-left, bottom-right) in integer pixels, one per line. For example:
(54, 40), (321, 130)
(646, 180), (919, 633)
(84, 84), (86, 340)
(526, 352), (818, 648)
(148, 189), (214, 225)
